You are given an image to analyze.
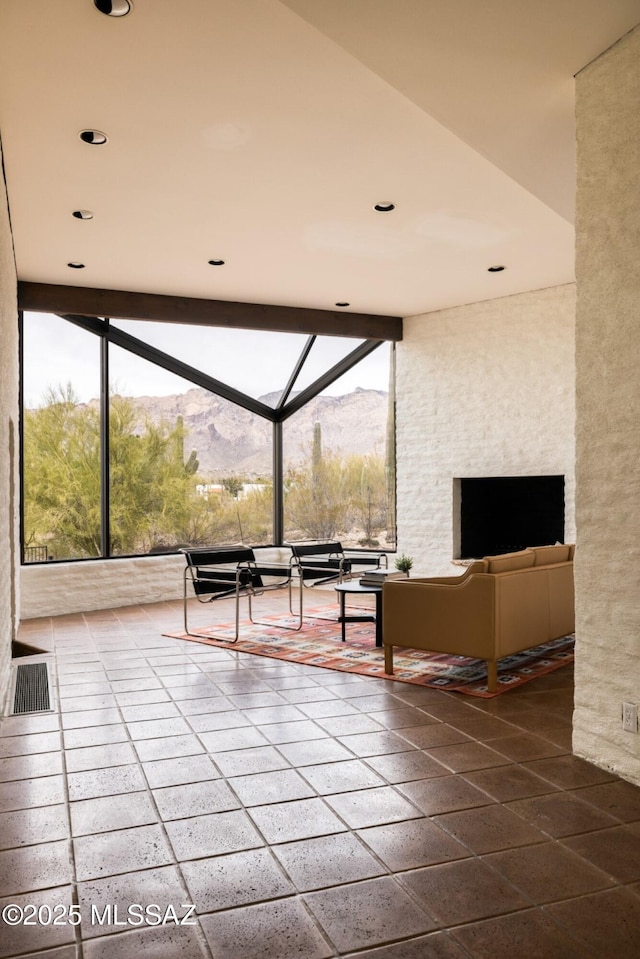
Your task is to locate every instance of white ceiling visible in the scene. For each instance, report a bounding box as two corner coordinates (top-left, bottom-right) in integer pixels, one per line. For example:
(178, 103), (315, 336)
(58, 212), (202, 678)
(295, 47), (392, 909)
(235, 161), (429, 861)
(1, 0), (639, 321)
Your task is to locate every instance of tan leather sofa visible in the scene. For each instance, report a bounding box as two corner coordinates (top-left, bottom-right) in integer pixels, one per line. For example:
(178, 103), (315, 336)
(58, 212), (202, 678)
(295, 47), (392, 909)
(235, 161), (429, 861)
(382, 544), (575, 692)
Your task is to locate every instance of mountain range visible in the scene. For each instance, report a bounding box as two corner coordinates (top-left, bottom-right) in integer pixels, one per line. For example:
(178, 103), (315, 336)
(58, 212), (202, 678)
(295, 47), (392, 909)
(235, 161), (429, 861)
(127, 386), (390, 477)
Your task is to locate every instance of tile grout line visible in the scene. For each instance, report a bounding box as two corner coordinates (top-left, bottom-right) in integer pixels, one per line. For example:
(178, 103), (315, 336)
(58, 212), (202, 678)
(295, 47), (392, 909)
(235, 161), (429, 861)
(100, 635), (217, 959)
(7, 600), (633, 958)
(53, 624), (85, 959)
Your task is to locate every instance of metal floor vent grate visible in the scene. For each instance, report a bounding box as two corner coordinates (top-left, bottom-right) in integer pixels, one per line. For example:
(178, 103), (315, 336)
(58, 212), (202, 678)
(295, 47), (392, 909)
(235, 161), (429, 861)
(12, 662), (51, 714)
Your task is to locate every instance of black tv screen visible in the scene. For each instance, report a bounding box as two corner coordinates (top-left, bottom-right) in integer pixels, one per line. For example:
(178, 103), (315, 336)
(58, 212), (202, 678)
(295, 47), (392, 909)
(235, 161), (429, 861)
(460, 475), (565, 558)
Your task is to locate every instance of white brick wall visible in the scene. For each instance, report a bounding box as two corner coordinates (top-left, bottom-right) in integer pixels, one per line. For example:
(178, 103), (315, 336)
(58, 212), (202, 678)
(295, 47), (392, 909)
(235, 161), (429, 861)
(21, 554), (186, 620)
(395, 284), (576, 577)
(574, 25), (640, 785)
(20, 546), (290, 620)
(0, 144), (19, 710)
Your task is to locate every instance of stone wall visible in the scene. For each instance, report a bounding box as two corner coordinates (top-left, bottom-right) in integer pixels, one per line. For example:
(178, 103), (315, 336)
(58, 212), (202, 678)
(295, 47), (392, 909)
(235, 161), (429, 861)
(20, 547), (289, 620)
(21, 555), (185, 620)
(395, 284), (576, 576)
(0, 143), (18, 709)
(574, 26), (640, 784)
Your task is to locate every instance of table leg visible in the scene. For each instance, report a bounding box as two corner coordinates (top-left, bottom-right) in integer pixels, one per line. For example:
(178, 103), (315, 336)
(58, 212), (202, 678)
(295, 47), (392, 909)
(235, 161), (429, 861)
(375, 590), (383, 647)
(339, 590), (346, 642)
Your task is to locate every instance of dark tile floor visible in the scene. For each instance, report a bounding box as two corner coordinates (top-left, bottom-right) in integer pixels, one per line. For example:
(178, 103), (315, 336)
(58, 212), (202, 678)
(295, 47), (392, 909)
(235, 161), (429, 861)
(3, 590), (640, 958)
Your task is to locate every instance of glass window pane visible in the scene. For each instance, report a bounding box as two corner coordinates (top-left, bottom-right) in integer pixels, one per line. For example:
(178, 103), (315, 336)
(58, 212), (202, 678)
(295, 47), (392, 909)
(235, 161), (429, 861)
(108, 345), (273, 554)
(111, 319), (310, 406)
(21, 313), (392, 564)
(283, 344), (395, 550)
(22, 312), (101, 561)
(291, 335), (367, 396)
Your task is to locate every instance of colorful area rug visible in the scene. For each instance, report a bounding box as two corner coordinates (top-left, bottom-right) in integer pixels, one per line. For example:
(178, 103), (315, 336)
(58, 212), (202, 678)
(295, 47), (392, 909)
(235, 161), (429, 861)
(166, 605), (574, 698)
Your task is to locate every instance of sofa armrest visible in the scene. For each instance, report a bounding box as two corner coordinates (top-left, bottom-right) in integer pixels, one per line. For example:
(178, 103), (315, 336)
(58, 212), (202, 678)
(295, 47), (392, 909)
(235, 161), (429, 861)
(407, 560), (487, 586)
(383, 572), (496, 659)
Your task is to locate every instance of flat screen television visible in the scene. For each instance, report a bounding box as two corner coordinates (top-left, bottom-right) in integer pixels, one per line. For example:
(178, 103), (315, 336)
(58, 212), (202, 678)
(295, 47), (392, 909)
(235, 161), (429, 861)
(459, 475), (565, 558)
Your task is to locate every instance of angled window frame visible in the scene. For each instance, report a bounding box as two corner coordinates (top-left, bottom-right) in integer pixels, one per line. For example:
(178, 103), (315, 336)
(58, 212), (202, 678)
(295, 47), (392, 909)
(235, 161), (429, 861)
(19, 303), (397, 562)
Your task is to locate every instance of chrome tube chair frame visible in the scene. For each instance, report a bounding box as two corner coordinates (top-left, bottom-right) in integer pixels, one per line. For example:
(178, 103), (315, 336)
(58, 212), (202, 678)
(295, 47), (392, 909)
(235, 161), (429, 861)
(287, 541), (388, 619)
(182, 547), (303, 642)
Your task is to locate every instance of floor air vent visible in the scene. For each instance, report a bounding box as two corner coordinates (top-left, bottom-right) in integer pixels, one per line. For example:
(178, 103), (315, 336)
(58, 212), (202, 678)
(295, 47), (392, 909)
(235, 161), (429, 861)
(12, 662), (52, 714)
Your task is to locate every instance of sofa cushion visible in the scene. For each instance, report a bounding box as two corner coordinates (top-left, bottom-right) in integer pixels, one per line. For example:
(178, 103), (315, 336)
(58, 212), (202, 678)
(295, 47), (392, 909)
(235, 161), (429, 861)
(484, 549), (535, 573)
(532, 544), (571, 566)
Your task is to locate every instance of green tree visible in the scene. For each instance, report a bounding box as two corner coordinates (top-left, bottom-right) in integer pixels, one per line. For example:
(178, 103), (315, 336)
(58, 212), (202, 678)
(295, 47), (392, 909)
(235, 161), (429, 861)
(233, 483), (273, 544)
(109, 396), (204, 553)
(23, 384), (102, 558)
(222, 476), (244, 499)
(285, 447), (351, 541)
(348, 453), (387, 546)
(23, 386), (206, 559)
(284, 430), (388, 545)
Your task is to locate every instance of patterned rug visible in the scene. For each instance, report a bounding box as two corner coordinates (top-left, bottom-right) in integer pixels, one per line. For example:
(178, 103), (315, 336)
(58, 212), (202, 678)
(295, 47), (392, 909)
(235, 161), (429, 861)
(166, 605), (574, 698)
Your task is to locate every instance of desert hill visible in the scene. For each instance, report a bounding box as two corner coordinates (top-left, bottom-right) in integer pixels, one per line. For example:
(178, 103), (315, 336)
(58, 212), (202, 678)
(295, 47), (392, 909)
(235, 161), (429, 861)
(126, 386), (389, 477)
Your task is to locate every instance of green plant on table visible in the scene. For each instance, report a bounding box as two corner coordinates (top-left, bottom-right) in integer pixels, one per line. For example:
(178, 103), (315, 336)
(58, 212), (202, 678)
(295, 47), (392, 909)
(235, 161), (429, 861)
(394, 553), (413, 574)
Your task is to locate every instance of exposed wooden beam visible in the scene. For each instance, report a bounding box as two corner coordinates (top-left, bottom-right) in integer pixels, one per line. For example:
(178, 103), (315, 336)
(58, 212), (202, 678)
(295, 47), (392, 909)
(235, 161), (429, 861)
(18, 282), (403, 341)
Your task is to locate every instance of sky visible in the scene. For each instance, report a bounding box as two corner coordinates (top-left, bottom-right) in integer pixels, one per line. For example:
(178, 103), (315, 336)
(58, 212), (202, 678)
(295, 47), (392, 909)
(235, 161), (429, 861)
(22, 312), (391, 407)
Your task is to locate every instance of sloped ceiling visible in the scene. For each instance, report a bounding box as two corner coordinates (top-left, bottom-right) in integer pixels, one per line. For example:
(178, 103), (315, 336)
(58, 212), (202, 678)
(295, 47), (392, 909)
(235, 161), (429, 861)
(1, 0), (639, 320)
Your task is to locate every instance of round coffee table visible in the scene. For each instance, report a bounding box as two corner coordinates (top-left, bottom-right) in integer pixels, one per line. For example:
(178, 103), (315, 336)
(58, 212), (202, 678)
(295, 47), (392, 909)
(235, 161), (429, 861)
(334, 581), (383, 647)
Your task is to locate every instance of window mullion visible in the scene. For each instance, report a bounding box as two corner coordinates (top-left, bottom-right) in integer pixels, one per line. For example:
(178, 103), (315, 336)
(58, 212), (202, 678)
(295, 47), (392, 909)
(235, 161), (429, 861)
(100, 325), (110, 557)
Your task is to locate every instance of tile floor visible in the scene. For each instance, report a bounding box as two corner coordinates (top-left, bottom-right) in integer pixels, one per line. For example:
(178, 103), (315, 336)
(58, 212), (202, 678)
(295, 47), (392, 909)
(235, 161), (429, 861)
(2, 589), (640, 958)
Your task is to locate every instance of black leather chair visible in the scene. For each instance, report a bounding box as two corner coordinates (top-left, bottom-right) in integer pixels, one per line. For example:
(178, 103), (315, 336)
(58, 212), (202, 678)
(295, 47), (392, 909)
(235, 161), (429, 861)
(287, 541), (388, 618)
(181, 546), (301, 642)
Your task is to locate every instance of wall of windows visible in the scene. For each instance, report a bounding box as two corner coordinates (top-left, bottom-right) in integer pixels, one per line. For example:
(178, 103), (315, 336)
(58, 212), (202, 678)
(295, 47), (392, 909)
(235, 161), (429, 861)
(21, 312), (394, 562)
(283, 346), (395, 549)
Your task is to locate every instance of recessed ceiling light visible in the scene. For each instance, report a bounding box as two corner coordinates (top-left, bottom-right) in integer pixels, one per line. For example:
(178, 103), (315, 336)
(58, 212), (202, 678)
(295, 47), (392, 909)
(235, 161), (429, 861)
(72, 210), (94, 220)
(67, 262), (85, 269)
(488, 265), (506, 272)
(94, 0), (132, 16)
(208, 259), (225, 266)
(335, 302), (350, 308)
(79, 130), (108, 145)
(373, 202), (395, 212)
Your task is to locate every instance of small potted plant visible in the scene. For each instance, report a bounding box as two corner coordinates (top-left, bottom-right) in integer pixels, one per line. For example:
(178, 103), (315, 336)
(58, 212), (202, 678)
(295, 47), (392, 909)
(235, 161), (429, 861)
(394, 553), (413, 576)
